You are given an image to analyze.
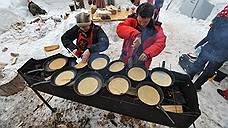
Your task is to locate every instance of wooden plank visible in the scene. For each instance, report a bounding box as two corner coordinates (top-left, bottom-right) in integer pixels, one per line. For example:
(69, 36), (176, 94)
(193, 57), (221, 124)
(162, 105), (183, 113)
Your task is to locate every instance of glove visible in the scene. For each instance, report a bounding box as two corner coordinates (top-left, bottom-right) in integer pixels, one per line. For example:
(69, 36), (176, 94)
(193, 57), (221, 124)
(138, 53), (148, 61)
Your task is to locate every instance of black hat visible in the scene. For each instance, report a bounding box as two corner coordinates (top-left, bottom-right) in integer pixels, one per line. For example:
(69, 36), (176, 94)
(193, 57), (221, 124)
(136, 3), (155, 18)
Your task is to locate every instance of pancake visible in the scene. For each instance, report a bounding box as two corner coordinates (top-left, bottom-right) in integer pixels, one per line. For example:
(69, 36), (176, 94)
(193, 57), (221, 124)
(55, 71), (75, 86)
(151, 71), (172, 87)
(48, 58), (67, 70)
(109, 61), (125, 72)
(128, 67), (146, 81)
(77, 77), (99, 95)
(74, 62), (87, 69)
(91, 58), (107, 70)
(108, 77), (129, 95)
(138, 85), (160, 106)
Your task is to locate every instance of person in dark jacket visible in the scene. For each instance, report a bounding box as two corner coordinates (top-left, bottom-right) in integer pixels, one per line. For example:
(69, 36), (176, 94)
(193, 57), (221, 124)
(88, 0), (106, 8)
(28, 0), (47, 16)
(61, 12), (109, 62)
(116, 3), (166, 68)
(187, 5), (228, 90)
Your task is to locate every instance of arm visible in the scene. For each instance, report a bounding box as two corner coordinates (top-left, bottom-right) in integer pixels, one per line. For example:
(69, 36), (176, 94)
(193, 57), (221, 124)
(61, 25), (80, 51)
(89, 26), (109, 53)
(116, 18), (140, 39)
(144, 26), (166, 58)
(195, 36), (208, 49)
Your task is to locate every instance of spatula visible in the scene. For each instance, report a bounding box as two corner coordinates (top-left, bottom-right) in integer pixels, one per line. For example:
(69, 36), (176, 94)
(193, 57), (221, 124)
(66, 48), (82, 63)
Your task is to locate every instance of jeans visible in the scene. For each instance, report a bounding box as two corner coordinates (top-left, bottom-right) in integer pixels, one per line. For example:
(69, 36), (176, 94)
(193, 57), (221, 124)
(194, 61), (223, 89)
(188, 50), (224, 88)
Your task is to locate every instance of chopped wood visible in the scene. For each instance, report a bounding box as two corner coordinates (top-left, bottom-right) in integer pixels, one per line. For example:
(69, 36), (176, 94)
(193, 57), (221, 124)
(11, 57), (18, 65)
(30, 18), (41, 24)
(56, 124), (67, 128)
(10, 52), (19, 57)
(2, 47), (8, 52)
(164, 51), (172, 54)
(44, 44), (60, 52)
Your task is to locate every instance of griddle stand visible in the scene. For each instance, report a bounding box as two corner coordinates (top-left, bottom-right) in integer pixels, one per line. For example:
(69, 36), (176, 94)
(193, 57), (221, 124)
(31, 88), (57, 113)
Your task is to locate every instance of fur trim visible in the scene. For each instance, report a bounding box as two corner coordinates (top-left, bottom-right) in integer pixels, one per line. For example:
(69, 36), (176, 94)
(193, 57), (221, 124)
(77, 21), (91, 27)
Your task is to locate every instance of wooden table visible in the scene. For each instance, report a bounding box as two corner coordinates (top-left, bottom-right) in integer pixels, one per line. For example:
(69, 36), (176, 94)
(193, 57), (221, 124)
(91, 10), (132, 22)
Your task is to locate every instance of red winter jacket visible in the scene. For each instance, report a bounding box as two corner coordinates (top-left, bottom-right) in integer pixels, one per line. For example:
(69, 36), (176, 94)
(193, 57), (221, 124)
(116, 17), (166, 68)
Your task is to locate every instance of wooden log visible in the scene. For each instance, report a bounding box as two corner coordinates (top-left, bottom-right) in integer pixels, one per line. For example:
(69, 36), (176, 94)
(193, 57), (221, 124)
(44, 44), (60, 52)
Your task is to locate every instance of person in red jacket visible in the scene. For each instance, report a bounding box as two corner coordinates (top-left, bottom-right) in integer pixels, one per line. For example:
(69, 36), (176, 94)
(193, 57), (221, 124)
(116, 2), (166, 68)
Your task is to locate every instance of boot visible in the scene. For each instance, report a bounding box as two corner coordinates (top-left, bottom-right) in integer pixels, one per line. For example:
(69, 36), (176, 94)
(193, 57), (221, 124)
(217, 89), (228, 100)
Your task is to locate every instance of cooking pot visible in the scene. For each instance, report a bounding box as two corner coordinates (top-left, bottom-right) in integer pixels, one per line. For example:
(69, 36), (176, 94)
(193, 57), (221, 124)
(73, 71), (104, 96)
(31, 66), (77, 87)
(88, 53), (110, 78)
(150, 67), (175, 87)
(106, 75), (131, 95)
(127, 65), (149, 87)
(26, 55), (68, 74)
(107, 60), (128, 77)
(136, 81), (175, 124)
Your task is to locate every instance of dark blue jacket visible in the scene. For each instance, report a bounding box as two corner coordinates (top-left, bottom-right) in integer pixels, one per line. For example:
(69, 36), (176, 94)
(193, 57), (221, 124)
(61, 23), (109, 53)
(198, 17), (228, 63)
(155, 0), (164, 9)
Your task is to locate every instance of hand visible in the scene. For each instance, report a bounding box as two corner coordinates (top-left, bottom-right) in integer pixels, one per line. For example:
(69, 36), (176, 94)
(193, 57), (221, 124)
(82, 49), (90, 62)
(72, 49), (77, 56)
(138, 53), (148, 61)
(194, 45), (199, 49)
(132, 37), (141, 50)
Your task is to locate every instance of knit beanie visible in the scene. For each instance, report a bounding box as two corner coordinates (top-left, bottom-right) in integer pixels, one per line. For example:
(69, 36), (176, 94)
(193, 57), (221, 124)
(136, 3), (154, 18)
(75, 12), (91, 27)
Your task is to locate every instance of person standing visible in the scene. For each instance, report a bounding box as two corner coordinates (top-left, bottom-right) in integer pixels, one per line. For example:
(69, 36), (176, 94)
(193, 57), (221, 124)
(116, 3), (166, 68)
(187, 5), (228, 91)
(107, 0), (115, 6)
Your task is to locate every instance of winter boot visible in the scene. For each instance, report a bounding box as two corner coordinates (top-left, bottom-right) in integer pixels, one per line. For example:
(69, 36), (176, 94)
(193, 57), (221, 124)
(217, 89), (228, 100)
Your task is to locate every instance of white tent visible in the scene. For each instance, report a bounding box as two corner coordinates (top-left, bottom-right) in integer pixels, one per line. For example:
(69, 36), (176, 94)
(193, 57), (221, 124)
(180, 0), (214, 20)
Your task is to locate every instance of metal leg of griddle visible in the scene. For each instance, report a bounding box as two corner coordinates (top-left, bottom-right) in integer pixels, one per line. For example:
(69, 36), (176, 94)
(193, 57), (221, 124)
(31, 88), (57, 113)
(157, 106), (175, 125)
(193, 122), (196, 128)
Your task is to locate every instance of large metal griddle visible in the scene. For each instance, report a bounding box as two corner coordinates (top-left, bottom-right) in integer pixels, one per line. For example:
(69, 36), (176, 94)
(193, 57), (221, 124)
(18, 54), (201, 128)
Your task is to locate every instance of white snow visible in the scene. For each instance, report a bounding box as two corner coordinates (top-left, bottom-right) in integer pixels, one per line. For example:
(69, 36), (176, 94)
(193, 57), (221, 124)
(0, 0), (227, 128)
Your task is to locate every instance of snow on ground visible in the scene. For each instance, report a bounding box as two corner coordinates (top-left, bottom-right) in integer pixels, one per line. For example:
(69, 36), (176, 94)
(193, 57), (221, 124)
(0, 0), (227, 128)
